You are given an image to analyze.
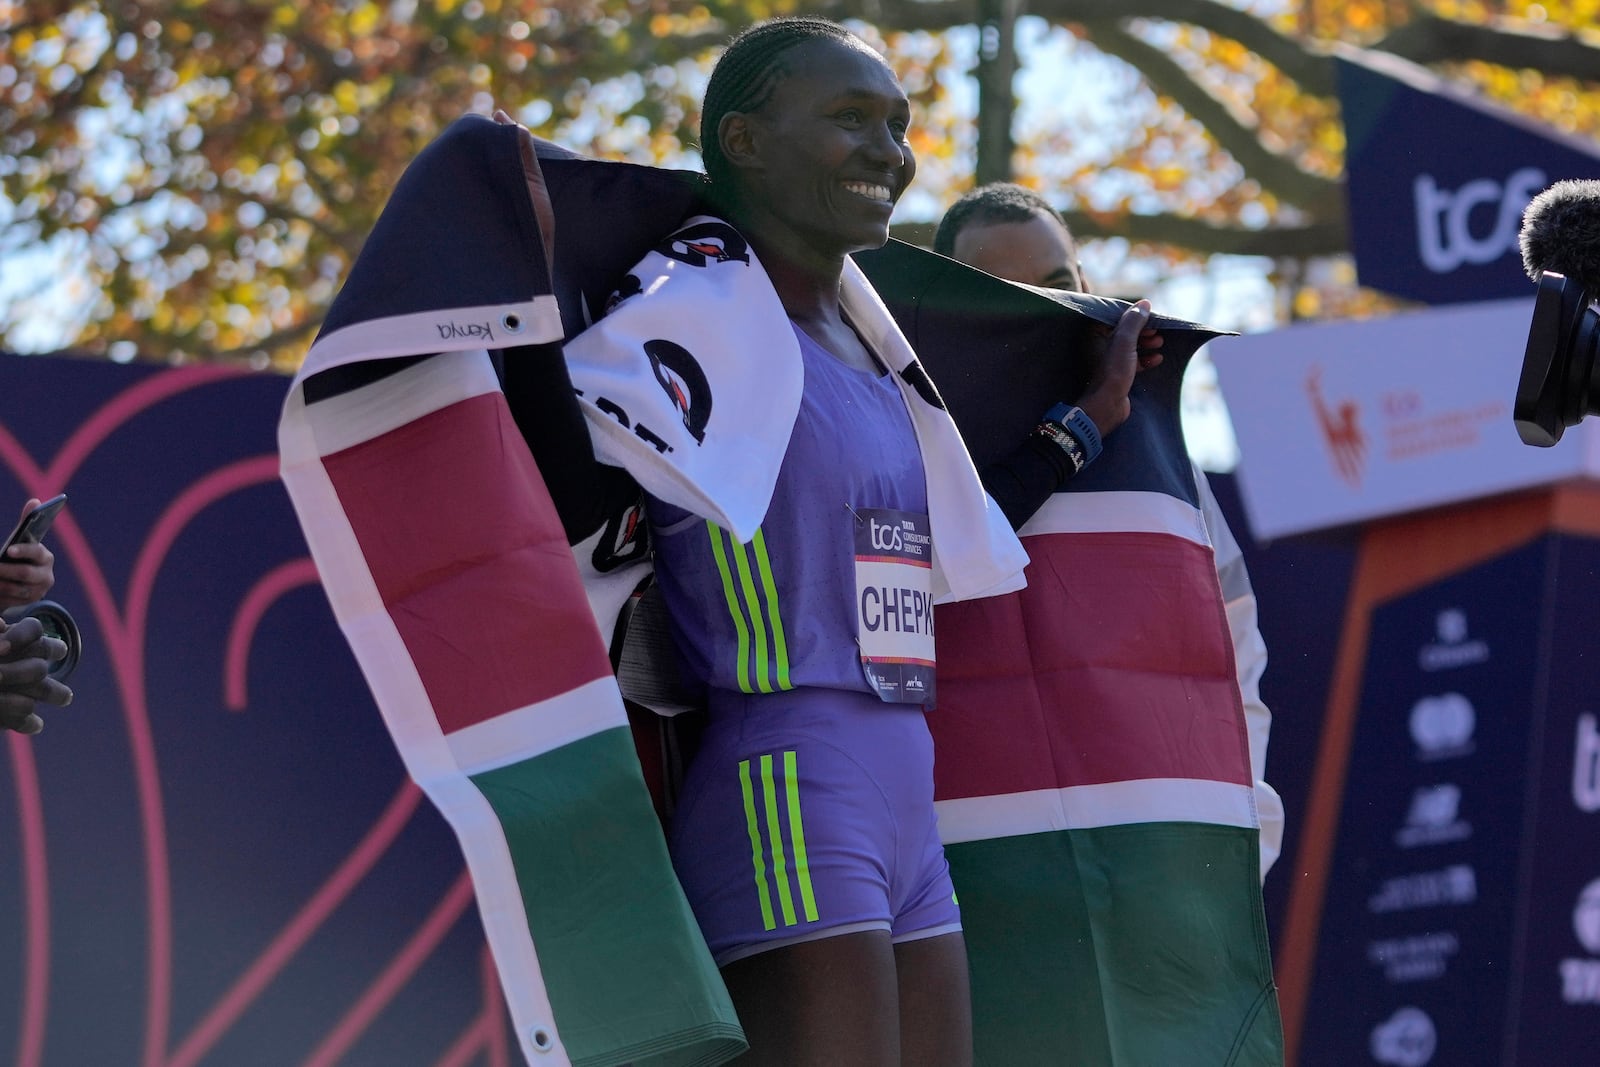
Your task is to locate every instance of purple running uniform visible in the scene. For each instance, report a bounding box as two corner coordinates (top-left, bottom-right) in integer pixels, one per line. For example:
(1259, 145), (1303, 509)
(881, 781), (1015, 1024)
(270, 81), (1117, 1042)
(649, 324), (960, 964)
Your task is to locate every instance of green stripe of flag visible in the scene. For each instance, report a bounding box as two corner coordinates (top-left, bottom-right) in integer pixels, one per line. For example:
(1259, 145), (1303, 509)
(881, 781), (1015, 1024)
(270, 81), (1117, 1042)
(946, 822), (1281, 1066)
(471, 727), (745, 1066)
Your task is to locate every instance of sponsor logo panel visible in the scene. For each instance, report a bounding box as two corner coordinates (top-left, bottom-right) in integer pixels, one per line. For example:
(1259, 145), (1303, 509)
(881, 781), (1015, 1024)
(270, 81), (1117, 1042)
(1409, 692), (1476, 762)
(1574, 713), (1600, 814)
(1370, 1006), (1437, 1067)
(1418, 609), (1489, 673)
(1394, 784), (1472, 849)
(1367, 933), (1460, 984)
(1368, 864), (1478, 915)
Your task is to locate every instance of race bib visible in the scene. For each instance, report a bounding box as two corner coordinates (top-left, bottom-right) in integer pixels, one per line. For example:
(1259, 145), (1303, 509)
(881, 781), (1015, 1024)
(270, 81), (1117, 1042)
(853, 507), (936, 704)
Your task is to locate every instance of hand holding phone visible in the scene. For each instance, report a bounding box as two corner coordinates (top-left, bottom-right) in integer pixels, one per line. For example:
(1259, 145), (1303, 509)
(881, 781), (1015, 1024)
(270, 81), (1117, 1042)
(0, 494), (64, 609)
(3, 494), (66, 556)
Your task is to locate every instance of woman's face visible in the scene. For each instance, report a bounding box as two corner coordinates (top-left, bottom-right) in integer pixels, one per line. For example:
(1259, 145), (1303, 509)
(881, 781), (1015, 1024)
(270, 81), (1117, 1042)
(724, 37), (916, 259)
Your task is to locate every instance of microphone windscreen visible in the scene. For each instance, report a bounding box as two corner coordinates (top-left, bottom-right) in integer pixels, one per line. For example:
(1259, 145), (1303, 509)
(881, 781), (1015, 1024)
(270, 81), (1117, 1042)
(1519, 178), (1600, 293)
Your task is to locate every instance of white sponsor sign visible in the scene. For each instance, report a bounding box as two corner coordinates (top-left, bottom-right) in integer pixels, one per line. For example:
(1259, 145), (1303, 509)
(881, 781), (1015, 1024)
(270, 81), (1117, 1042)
(1210, 298), (1599, 540)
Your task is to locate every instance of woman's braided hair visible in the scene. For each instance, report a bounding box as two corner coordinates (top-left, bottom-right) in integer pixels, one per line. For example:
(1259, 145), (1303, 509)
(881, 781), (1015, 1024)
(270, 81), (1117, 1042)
(699, 16), (864, 189)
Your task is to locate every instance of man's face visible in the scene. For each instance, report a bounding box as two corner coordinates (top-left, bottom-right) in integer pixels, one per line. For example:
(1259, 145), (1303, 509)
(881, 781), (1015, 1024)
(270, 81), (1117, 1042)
(949, 209), (1083, 291)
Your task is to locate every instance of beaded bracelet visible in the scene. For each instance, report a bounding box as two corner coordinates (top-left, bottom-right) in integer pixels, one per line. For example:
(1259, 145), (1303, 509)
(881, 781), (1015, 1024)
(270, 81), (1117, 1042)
(1034, 417), (1088, 474)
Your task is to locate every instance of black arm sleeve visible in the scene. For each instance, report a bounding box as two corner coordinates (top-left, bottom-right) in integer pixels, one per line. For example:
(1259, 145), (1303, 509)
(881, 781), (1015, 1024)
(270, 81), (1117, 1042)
(497, 340), (641, 546)
(980, 433), (1078, 531)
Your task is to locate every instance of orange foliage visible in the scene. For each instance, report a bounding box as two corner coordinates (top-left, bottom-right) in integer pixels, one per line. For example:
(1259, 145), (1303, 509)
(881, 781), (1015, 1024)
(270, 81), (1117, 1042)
(4, 0), (1600, 359)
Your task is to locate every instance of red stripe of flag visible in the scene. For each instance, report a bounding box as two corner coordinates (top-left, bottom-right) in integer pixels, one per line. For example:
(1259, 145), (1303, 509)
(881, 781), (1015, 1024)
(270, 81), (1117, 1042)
(931, 530), (1251, 800)
(324, 393), (614, 735)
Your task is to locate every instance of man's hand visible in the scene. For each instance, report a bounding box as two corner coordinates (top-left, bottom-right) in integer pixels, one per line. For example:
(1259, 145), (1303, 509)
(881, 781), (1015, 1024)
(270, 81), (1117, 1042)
(1076, 300), (1164, 440)
(0, 614), (73, 735)
(0, 498), (57, 610)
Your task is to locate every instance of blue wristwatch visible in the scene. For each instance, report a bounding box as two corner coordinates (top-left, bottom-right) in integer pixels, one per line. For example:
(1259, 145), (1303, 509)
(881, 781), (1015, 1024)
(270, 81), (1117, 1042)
(1044, 402), (1103, 465)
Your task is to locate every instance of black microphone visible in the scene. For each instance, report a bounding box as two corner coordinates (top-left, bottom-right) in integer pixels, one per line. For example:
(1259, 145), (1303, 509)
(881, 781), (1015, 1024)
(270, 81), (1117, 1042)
(1513, 179), (1600, 446)
(1519, 178), (1600, 292)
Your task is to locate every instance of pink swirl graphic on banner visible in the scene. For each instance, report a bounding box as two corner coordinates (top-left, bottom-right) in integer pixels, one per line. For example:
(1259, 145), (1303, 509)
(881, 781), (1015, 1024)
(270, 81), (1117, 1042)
(0, 364), (497, 1065)
(2, 365), (251, 1067)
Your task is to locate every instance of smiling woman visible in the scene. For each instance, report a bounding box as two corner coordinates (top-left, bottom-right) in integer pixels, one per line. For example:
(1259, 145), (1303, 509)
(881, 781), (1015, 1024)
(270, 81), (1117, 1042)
(263, 11), (1173, 1066)
(637, 17), (991, 1067)
(698, 21), (915, 373)
(650, 24), (1158, 1064)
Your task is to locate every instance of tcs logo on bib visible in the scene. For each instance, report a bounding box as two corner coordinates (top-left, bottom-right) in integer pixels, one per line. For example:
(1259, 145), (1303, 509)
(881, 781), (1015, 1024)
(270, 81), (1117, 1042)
(868, 517), (903, 553)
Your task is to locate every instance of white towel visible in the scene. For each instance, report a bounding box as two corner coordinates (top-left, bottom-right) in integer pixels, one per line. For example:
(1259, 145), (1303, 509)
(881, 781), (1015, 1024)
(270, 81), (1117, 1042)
(562, 215), (1028, 604)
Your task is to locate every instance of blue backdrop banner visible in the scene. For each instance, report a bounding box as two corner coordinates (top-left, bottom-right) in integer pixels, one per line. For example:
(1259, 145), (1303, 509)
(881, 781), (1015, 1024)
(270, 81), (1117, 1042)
(0, 353), (512, 1066)
(1336, 49), (1600, 306)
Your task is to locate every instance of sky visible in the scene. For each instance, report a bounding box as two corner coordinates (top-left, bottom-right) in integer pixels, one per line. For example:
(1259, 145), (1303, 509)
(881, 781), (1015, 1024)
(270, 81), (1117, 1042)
(1006, 20), (1275, 470)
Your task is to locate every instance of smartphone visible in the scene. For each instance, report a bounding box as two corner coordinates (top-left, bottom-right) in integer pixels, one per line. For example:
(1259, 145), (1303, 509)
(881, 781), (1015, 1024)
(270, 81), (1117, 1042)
(1, 494), (67, 561)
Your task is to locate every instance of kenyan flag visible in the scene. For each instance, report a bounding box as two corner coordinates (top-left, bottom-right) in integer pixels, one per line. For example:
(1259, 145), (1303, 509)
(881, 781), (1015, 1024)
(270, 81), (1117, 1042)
(278, 114), (741, 1067)
(280, 349), (741, 1067)
(931, 475), (1282, 1066)
(852, 240), (1285, 1066)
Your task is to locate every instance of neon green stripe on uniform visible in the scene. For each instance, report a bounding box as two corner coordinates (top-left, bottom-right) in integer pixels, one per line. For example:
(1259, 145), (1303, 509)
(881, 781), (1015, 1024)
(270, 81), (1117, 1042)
(760, 753), (797, 926)
(739, 758), (777, 932)
(751, 529), (792, 691)
(784, 750), (819, 922)
(708, 523), (752, 694)
(731, 537), (772, 693)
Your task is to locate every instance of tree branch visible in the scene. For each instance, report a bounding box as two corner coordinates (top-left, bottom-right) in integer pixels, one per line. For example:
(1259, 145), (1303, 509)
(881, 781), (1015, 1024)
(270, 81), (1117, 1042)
(806, 0), (1338, 94)
(1376, 12), (1600, 82)
(1082, 20), (1344, 214)
(810, 0), (1600, 89)
(891, 211), (1347, 258)
(1030, 0), (1336, 94)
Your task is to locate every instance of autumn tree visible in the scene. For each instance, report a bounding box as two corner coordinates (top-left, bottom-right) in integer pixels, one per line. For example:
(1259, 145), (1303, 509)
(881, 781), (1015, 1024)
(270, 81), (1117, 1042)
(3, 0), (1599, 364)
